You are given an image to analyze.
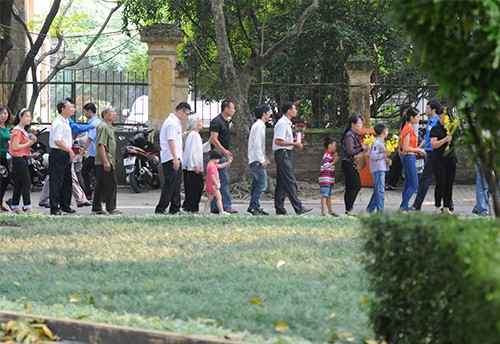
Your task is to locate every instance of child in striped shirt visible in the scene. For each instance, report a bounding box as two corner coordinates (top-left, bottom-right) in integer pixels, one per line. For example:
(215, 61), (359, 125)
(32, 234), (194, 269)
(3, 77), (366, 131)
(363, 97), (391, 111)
(319, 137), (339, 216)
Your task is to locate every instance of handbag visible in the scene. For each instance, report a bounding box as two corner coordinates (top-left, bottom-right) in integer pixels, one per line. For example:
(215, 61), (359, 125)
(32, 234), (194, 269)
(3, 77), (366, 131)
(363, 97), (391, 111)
(354, 151), (366, 171)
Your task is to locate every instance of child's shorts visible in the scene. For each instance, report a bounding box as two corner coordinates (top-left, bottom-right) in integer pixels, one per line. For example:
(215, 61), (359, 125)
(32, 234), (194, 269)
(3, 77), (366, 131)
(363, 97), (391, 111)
(319, 185), (333, 197)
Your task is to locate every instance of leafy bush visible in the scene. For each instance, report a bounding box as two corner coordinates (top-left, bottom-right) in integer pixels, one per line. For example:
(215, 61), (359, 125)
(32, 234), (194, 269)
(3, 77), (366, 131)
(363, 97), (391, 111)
(361, 213), (500, 344)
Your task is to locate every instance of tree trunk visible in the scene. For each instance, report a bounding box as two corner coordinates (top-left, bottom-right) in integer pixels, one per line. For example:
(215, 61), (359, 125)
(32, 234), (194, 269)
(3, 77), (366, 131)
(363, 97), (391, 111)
(8, 0), (61, 113)
(0, 0), (14, 65)
(209, 0), (319, 180)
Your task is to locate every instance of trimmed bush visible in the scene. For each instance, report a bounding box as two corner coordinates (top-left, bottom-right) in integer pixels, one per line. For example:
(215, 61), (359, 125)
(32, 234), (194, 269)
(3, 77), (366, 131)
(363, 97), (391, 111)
(361, 213), (500, 344)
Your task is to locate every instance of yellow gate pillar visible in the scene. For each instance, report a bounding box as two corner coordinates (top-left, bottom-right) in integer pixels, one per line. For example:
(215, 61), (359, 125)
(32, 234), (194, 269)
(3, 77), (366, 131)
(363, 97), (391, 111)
(140, 24), (185, 134)
(346, 56), (372, 127)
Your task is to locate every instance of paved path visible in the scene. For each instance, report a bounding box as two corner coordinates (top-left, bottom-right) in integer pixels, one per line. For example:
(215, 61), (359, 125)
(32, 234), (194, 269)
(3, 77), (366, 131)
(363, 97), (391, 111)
(23, 184), (482, 217)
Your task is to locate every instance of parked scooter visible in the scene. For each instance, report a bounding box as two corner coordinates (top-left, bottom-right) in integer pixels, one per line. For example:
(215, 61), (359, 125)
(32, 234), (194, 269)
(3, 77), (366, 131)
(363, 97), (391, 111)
(121, 128), (161, 193)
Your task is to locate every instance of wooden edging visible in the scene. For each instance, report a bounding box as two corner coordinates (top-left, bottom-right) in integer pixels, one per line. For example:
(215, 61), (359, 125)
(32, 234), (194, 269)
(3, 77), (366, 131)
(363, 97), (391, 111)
(0, 311), (247, 344)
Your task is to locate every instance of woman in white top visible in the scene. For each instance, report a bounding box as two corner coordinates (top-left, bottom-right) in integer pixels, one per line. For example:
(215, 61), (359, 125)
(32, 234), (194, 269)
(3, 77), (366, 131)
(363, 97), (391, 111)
(182, 115), (210, 212)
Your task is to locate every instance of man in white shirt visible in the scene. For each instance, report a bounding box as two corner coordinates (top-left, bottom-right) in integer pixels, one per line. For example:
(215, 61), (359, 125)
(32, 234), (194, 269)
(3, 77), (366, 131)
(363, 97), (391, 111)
(272, 101), (312, 215)
(49, 99), (76, 215)
(155, 102), (190, 215)
(247, 104), (272, 215)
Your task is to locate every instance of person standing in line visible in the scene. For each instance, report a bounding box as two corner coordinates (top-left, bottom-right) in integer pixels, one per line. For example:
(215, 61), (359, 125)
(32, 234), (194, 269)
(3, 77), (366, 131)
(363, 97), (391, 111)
(247, 104), (272, 215)
(340, 114), (367, 216)
(78, 102), (101, 200)
(366, 123), (391, 213)
(92, 106), (121, 215)
(319, 137), (339, 217)
(272, 101), (312, 215)
(49, 99), (76, 215)
(204, 149), (232, 215)
(209, 99), (238, 214)
(8, 108), (37, 214)
(0, 104), (12, 212)
(411, 100), (441, 210)
(399, 107), (426, 214)
(155, 102), (190, 215)
(430, 110), (457, 214)
(182, 114), (210, 213)
(386, 103), (412, 190)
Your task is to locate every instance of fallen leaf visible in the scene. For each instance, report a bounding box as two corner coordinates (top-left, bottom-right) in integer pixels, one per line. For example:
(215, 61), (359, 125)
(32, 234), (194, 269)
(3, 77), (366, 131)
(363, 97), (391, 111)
(328, 312), (337, 319)
(69, 294), (81, 303)
(358, 297), (369, 304)
(249, 297), (262, 305)
(339, 332), (354, 342)
(276, 260), (286, 268)
(23, 303), (30, 310)
(275, 321), (289, 331)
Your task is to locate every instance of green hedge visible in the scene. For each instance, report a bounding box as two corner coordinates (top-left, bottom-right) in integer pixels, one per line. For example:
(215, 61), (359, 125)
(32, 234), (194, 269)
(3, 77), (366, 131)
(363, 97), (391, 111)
(361, 213), (500, 344)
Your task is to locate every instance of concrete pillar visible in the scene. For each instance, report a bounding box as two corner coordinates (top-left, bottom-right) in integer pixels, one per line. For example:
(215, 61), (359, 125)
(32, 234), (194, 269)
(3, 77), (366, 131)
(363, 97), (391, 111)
(346, 56), (372, 127)
(140, 24), (184, 134)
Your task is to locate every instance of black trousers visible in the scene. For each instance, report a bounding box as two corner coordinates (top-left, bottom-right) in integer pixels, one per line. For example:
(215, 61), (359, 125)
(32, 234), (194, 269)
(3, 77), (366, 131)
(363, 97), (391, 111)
(0, 156), (10, 203)
(387, 153), (403, 187)
(341, 160), (361, 212)
(413, 150), (434, 209)
(433, 156), (456, 208)
(81, 156), (95, 199)
(92, 165), (117, 212)
(274, 149), (303, 214)
(183, 169), (203, 212)
(155, 160), (182, 213)
(11, 157), (31, 208)
(49, 149), (72, 213)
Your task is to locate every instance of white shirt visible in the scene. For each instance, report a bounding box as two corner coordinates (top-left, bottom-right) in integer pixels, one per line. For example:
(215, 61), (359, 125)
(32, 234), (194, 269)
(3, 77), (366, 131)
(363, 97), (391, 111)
(159, 113), (183, 163)
(248, 119), (270, 164)
(49, 114), (72, 149)
(182, 130), (210, 171)
(272, 115), (294, 151)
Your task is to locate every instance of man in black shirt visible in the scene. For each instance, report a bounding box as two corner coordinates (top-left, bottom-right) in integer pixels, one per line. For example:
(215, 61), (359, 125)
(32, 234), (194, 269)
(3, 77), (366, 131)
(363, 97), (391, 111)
(209, 100), (238, 213)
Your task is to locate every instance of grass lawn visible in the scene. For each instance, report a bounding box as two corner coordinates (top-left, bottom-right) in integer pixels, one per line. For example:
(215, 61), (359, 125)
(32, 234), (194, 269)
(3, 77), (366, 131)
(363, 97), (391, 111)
(0, 215), (372, 343)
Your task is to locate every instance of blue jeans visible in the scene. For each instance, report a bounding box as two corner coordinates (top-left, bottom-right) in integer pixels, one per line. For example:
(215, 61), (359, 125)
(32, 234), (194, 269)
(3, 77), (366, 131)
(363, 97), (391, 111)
(366, 170), (385, 212)
(400, 154), (419, 211)
(249, 161), (268, 209)
(211, 156), (232, 211)
(475, 162), (490, 215)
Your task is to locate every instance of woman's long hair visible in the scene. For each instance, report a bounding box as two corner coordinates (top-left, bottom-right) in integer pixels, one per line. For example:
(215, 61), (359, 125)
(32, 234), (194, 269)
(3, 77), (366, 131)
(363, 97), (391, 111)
(13, 108), (31, 132)
(402, 107), (420, 130)
(341, 115), (362, 146)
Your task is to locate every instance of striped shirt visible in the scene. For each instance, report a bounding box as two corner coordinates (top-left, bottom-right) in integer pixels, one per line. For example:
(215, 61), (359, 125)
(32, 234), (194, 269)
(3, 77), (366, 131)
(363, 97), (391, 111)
(319, 150), (336, 186)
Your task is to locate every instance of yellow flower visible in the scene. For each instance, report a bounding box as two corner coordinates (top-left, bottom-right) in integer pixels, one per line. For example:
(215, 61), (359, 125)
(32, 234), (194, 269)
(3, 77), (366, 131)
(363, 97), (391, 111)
(364, 134), (376, 147)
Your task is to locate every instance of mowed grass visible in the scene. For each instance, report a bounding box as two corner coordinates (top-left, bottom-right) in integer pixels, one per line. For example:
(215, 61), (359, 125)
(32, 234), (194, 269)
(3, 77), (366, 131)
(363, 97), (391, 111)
(0, 215), (372, 343)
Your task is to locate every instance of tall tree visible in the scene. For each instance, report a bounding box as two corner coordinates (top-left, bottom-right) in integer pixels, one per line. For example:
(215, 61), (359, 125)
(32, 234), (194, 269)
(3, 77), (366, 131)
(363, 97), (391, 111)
(392, 0), (500, 217)
(0, 0), (15, 65)
(121, 0), (320, 171)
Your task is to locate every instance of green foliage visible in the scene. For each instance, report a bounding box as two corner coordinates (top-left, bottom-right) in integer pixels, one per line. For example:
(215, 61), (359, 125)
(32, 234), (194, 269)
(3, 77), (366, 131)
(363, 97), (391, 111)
(0, 215), (372, 343)
(361, 213), (500, 344)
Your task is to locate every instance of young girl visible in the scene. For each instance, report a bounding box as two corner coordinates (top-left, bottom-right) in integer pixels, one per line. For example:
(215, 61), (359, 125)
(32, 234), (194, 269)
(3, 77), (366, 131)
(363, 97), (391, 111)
(204, 149), (232, 215)
(319, 137), (339, 216)
(9, 108), (37, 214)
(0, 104), (11, 212)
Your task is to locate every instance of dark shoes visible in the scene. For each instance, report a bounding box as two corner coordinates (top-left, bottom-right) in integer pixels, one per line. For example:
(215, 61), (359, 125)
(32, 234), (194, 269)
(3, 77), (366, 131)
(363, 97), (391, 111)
(247, 207), (269, 216)
(92, 210), (108, 215)
(296, 207), (312, 215)
(211, 208), (238, 214)
(62, 208), (76, 213)
(77, 202), (92, 207)
(38, 203), (50, 208)
(385, 184), (396, 191)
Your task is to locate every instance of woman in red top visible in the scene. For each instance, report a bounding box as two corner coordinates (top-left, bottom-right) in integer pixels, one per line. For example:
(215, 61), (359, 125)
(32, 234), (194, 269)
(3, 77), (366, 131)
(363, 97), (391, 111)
(399, 107), (426, 213)
(8, 108), (37, 214)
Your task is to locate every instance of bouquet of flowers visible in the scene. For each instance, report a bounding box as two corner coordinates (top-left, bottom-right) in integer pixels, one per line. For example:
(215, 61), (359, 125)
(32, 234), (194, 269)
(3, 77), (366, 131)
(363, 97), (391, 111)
(443, 111), (460, 150)
(385, 134), (399, 153)
(293, 122), (307, 144)
(363, 134), (377, 148)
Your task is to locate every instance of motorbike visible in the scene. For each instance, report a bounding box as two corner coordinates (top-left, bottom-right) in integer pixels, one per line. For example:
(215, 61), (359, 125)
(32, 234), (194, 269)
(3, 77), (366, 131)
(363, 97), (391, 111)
(8, 127), (49, 190)
(121, 128), (161, 193)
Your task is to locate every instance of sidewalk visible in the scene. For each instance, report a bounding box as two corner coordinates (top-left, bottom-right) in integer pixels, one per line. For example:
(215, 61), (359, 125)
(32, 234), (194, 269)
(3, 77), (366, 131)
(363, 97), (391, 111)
(24, 184), (479, 217)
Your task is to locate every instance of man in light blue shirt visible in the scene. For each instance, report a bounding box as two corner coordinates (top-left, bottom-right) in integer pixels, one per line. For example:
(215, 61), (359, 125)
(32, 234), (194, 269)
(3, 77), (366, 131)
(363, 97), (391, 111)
(412, 100), (440, 210)
(79, 103), (100, 200)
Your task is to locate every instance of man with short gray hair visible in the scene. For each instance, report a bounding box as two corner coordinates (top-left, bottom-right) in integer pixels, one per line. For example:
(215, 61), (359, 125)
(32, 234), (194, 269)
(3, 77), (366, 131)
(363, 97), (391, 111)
(92, 106), (121, 215)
